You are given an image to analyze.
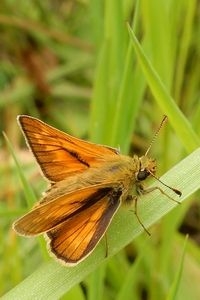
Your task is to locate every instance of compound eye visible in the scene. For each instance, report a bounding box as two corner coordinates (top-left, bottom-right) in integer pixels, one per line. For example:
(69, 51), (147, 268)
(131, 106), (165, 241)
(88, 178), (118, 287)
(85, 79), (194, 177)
(137, 169), (149, 181)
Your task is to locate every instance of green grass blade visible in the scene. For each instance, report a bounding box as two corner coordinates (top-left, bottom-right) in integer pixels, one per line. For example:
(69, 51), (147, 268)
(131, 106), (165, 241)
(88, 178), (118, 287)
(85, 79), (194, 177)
(127, 24), (200, 153)
(167, 235), (188, 300)
(116, 256), (142, 300)
(87, 263), (106, 300)
(3, 132), (36, 206)
(3, 148), (200, 299)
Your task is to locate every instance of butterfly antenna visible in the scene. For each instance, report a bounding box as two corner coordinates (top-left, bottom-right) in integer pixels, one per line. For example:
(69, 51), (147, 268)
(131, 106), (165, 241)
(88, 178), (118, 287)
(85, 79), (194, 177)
(145, 115), (182, 198)
(149, 171), (182, 197)
(145, 115), (168, 156)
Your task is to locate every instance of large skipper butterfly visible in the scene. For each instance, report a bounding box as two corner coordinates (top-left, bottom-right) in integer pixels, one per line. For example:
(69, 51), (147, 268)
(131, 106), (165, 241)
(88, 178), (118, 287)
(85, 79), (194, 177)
(13, 115), (181, 265)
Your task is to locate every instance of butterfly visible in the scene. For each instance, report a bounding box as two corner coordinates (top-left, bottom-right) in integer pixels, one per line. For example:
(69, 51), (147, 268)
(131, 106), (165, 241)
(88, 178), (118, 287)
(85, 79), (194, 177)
(13, 115), (181, 265)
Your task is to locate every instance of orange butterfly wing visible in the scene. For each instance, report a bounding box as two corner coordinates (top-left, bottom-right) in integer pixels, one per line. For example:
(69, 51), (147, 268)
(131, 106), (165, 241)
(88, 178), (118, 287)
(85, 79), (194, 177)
(13, 184), (122, 265)
(46, 186), (122, 265)
(18, 115), (119, 182)
(13, 184), (121, 236)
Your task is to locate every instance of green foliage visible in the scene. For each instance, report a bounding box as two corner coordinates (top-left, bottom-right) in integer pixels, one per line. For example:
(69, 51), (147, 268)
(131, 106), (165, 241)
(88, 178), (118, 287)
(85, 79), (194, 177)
(1, 0), (200, 299)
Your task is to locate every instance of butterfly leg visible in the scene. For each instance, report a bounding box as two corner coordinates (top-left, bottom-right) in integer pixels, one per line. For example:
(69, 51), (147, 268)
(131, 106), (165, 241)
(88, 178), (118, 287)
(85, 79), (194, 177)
(127, 194), (151, 236)
(104, 233), (108, 258)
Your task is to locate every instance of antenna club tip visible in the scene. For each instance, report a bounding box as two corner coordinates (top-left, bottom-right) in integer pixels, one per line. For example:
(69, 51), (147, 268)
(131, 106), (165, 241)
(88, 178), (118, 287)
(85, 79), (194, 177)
(173, 188), (182, 197)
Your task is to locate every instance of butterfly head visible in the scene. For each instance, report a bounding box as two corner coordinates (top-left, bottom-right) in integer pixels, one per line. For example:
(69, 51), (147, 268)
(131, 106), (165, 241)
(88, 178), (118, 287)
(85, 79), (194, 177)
(136, 156), (156, 182)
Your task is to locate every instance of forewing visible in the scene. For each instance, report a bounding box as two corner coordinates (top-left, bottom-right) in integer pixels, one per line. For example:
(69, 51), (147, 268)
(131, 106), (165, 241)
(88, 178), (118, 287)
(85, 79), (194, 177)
(18, 115), (119, 182)
(46, 187), (122, 265)
(13, 184), (119, 236)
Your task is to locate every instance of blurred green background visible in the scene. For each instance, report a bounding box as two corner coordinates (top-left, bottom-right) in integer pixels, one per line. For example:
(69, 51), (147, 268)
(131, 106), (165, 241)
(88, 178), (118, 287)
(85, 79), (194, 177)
(0, 0), (200, 299)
